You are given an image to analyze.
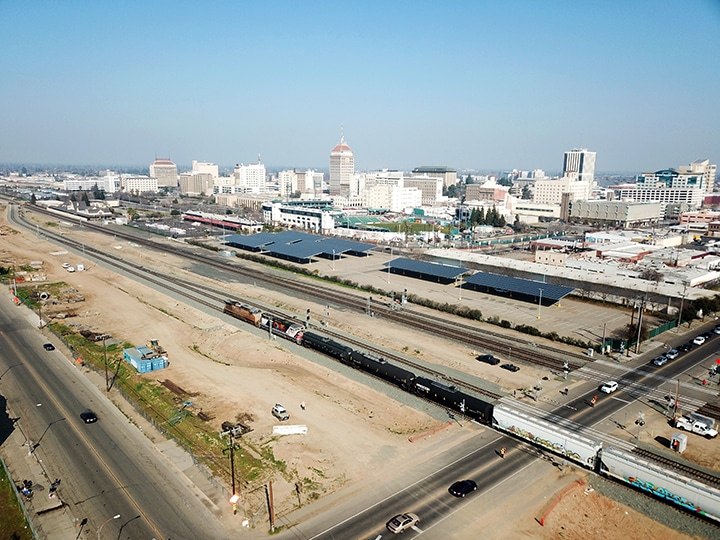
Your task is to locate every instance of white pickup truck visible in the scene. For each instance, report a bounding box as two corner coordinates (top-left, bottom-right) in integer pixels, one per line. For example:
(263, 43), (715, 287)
(675, 416), (718, 438)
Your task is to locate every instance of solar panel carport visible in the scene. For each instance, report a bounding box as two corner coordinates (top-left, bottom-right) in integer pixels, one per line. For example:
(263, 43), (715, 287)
(385, 258), (466, 283)
(224, 231), (375, 263)
(463, 272), (574, 305)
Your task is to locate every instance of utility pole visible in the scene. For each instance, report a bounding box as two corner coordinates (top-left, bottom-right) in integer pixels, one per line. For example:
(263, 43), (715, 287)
(104, 338), (110, 391)
(635, 293), (647, 354)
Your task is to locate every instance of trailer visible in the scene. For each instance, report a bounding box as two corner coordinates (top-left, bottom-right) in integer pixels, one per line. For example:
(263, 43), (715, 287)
(600, 447), (720, 523)
(492, 404), (602, 469)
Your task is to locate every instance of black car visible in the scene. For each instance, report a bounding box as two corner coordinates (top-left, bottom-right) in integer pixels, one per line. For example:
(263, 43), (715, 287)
(448, 479), (477, 497)
(43, 343), (55, 351)
(476, 354), (500, 365)
(501, 363), (520, 372)
(678, 342), (692, 352)
(80, 410), (98, 423)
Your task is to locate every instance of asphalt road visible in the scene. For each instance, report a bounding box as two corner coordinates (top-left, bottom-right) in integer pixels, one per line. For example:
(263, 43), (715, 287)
(0, 295), (228, 539)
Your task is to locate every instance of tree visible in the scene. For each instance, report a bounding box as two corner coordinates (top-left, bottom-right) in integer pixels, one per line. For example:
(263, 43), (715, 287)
(82, 192), (90, 204)
(497, 177), (512, 187)
(465, 174), (474, 185)
(30, 193), (37, 205)
(521, 185), (532, 200)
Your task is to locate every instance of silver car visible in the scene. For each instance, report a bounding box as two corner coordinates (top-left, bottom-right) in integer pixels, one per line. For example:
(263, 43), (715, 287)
(387, 512), (420, 534)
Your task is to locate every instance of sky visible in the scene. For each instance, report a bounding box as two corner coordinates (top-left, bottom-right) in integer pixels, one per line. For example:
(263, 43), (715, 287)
(1, 1), (719, 173)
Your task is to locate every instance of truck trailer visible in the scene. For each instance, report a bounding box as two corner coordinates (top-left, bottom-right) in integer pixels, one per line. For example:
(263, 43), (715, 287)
(492, 404), (603, 469)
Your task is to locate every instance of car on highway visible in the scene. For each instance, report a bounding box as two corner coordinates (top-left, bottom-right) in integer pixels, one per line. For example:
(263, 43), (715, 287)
(43, 343), (55, 351)
(652, 355), (668, 366)
(600, 381), (619, 394)
(271, 404), (289, 421)
(476, 354), (500, 365)
(501, 363), (520, 372)
(448, 479), (478, 497)
(80, 410), (98, 423)
(665, 349), (680, 360)
(386, 512), (420, 534)
(693, 335), (707, 346)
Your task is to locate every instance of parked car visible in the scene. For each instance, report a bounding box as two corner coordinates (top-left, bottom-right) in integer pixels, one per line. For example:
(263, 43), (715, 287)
(476, 354), (500, 365)
(386, 512), (420, 534)
(653, 355), (668, 366)
(501, 363), (520, 372)
(80, 410), (98, 423)
(43, 343), (55, 351)
(678, 342), (693, 352)
(600, 381), (619, 394)
(714, 326), (720, 335)
(693, 335), (707, 346)
(448, 479), (478, 497)
(271, 404), (289, 421)
(665, 349), (679, 360)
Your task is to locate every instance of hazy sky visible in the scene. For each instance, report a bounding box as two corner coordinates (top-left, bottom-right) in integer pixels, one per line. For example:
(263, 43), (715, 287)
(1, 1), (718, 173)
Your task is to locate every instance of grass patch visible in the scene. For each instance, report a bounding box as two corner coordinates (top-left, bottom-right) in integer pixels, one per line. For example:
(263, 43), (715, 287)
(0, 464), (33, 540)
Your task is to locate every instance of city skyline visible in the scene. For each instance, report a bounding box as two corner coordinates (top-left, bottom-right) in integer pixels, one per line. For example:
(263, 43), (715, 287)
(1, 1), (718, 173)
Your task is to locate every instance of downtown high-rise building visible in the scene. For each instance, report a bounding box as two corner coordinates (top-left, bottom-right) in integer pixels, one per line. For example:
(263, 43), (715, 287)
(149, 157), (178, 187)
(563, 148), (596, 185)
(329, 134), (354, 196)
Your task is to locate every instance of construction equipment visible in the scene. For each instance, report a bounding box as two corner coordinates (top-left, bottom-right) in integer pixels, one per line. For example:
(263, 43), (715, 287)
(147, 339), (167, 356)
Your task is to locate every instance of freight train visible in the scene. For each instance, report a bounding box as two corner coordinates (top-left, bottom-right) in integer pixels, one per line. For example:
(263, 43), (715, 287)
(224, 301), (493, 423)
(223, 300), (720, 523)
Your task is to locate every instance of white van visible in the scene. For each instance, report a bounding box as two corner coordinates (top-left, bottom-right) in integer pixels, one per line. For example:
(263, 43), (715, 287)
(76, 264), (85, 272)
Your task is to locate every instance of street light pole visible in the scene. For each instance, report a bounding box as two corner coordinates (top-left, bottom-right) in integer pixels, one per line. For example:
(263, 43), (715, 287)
(537, 288), (544, 319)
(97, 514), (120, 539)
(332, 249), (335, 271)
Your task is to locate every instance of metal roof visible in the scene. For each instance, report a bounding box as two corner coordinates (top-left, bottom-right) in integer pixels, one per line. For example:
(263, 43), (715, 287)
(225, 231), (375, 261)
(385, 258), (466, 280)
(464, 272), (574, 301)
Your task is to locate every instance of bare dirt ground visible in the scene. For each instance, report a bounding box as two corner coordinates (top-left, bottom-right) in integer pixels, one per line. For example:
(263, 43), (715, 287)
(0, 205), (711, 538)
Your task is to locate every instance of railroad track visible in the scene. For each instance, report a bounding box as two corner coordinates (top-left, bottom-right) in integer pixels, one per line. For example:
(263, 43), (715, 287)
(695, 403), (720, 420)
(19, 214), (501, 402)
(632, 447), (720, 489)
(30, 207), (589, 372)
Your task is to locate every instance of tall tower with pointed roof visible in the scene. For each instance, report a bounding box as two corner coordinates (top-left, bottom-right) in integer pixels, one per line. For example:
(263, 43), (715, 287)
(329, 132), (354, 196)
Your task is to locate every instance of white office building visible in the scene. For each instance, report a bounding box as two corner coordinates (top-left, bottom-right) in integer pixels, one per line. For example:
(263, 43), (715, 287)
(533, 176), (592, 205)
(192, 160), (219, 180)
(563, 148), (596, 185)
(233, 161), (267, 193)
(329, 135), (354, 196)
(120, 175), (159, 194)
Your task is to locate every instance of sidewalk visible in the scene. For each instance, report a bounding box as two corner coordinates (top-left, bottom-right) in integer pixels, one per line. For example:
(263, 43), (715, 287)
(0, 414), (79, 539)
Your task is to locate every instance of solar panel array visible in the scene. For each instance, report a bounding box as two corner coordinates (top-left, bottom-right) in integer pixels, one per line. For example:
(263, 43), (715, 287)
(224, 231), (375, 261)
(386, 258), (466, 280)
(464, 272), (573, 301)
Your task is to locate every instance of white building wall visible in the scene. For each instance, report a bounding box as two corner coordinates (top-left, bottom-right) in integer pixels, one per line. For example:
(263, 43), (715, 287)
(233, 163), (267, 193)
(192, 161), (219, 179)
(120, 175), (158, 193)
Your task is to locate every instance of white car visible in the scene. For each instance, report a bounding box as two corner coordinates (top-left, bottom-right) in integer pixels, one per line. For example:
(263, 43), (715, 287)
(693, 335), (706, 346)
(600, 381), (618, 394)
(665, 349), (679, 360)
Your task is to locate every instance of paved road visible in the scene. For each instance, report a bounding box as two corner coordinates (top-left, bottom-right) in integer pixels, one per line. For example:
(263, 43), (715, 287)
(0, 293), (230, 539)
